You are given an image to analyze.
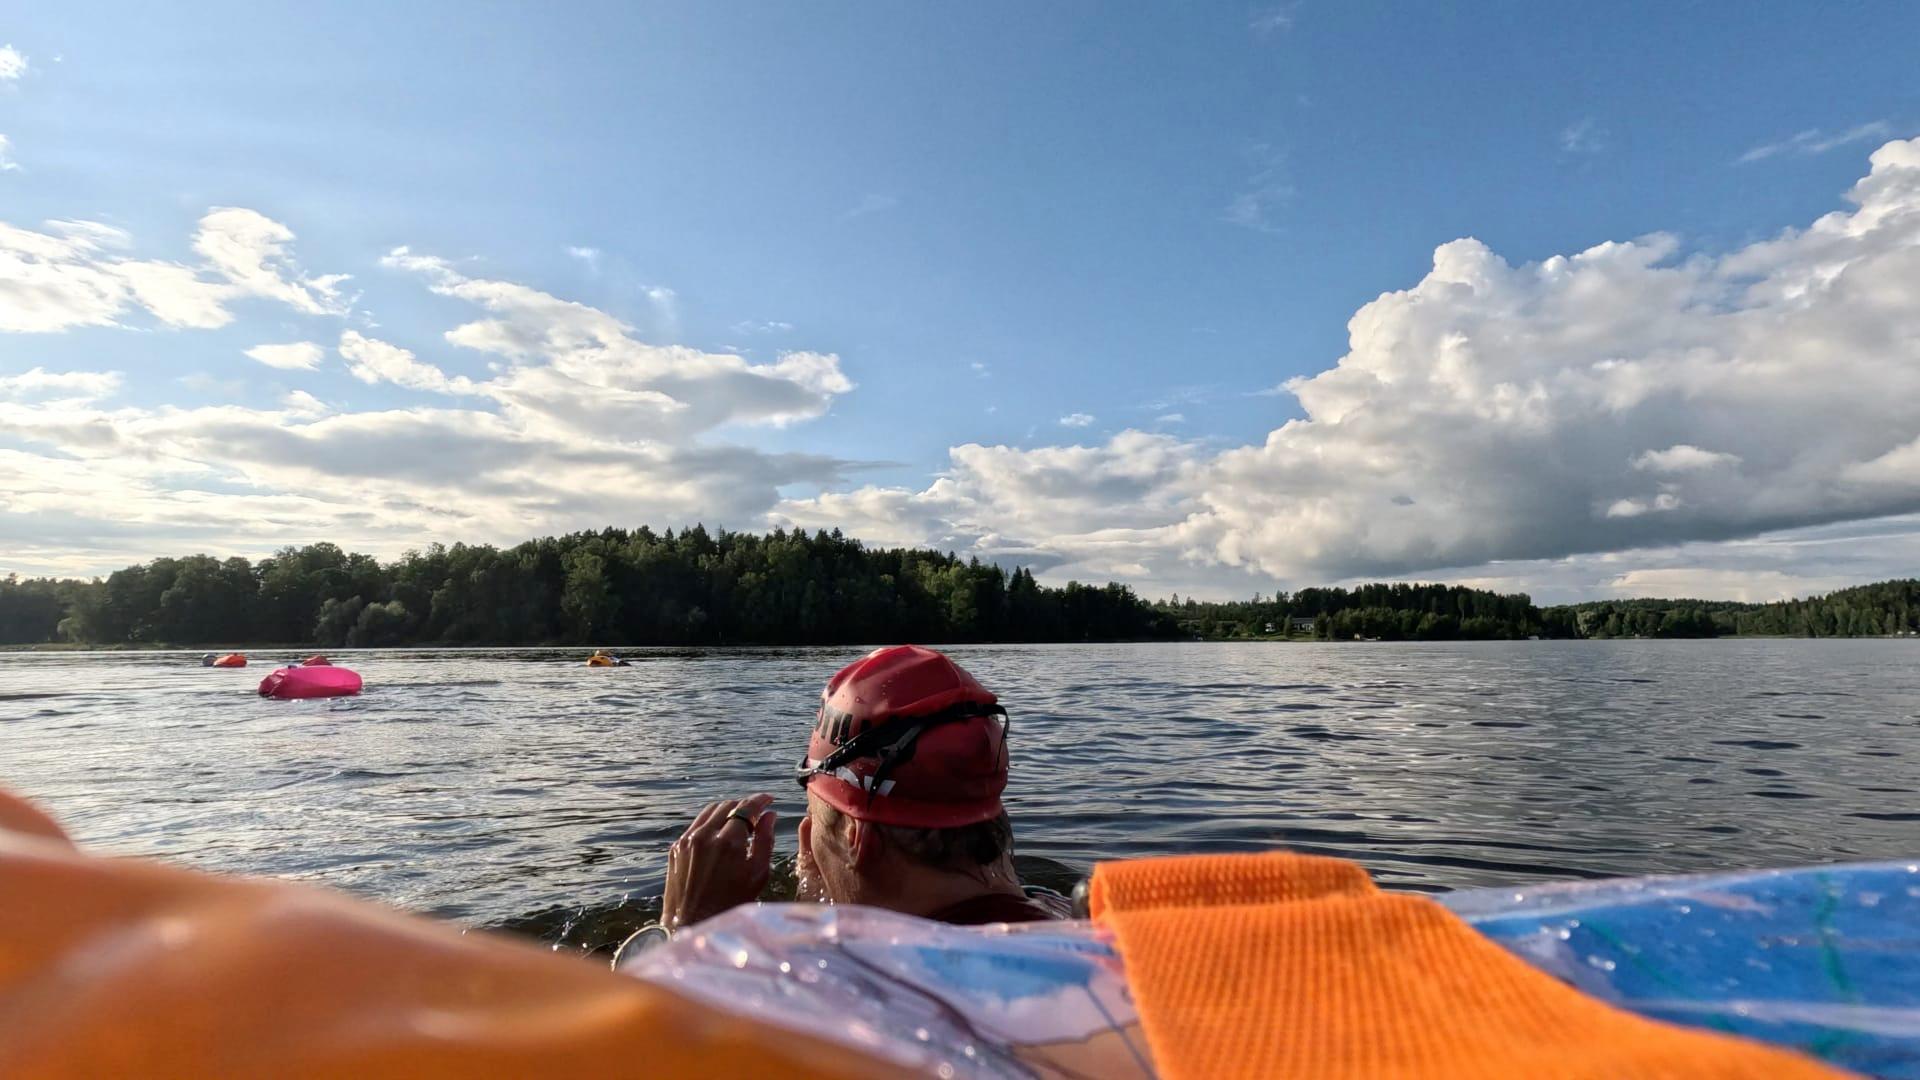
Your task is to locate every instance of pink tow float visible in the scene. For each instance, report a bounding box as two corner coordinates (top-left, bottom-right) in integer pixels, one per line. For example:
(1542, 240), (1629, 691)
(258, 665), (362, 699)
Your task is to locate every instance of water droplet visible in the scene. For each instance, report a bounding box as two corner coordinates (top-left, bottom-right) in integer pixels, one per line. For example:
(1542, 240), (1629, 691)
(1555, 928), (1572, 941)
(915, 1027), (931, 1042)
(1585, 955), (1617, 972)
(1675, 904), (1691, 915)
(732, 950), (750, 968)
(936, 1065), (956, 1080)
(963, 1044), (978, 1059)
(777, 961), (791, 974)
(1512, 892), (1526, 902)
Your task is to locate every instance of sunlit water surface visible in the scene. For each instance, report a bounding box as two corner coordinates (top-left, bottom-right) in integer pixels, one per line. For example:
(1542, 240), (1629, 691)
(4, 641), (1917, 955)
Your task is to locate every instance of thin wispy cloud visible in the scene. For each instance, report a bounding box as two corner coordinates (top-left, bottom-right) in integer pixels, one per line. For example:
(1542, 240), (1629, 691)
(566, 245), (601, 271)
(731, 319), (794, 335)
(970, 361), (990, 378)
(1738, 121), (1893, 164)
(176, 372), (245, 397)
(1147, 384), (1220, 410)
(839, 193), (899, 223)
(1559, 118), (1606, 155)
(641, 283), (679, 337)
(1059, 412), (1095, 428)
(0, 134), (17, 173)
(1248, 4), (1298, 36)
(1223, 142), (1293, 233)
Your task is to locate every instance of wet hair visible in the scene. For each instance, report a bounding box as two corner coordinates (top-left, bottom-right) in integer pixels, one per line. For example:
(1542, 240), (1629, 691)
(817, 803), (1013, 873)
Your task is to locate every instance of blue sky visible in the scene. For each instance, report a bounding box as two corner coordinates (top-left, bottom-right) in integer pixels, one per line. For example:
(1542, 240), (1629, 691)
(4, 3), (1920, 601)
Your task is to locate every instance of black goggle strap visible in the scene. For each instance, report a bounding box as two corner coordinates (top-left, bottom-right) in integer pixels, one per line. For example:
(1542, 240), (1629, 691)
(796, 703), (1008, 806)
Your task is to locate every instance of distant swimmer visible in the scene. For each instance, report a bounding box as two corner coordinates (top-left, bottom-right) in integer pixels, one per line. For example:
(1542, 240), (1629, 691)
(645, 645), (1062, 947)
(587, 651), (629, 667)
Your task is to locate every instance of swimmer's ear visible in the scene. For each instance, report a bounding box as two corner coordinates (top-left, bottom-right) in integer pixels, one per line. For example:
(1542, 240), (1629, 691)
(848, 818), (882, 868)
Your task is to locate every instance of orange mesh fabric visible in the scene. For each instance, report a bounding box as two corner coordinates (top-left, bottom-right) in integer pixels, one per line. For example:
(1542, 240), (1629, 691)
(1091, 852), (1855, 1080)
(0, 797), (895, 1079)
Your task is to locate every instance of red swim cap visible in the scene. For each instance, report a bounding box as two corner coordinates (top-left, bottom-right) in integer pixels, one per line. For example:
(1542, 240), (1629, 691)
(797, 646), (1008, 829)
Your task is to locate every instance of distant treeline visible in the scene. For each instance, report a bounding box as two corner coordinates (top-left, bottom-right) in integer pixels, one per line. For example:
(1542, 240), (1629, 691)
(1556, 579), (1920, 639)
(0, 528), (1175, 647)
(1160, 579), (1920, 640)
(1157, 583), (1576, 641)
(5, 532), (1916, 647)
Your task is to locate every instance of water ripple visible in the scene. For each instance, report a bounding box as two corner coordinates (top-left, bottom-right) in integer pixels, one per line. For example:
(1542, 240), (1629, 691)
(2, 640), (1917, 954)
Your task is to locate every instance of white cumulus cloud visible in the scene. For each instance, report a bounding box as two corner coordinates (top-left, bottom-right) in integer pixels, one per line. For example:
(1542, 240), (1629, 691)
(380, 247), (852, 437)
(0, 45), (25, 81)
(12, 140), (1920, 602)
(0, 209), (348, 333)
(340, 330), (477, 393)
(0, 245), (862, 576)
(0, 367), (120, 404)
(781, 138), (1920, 596)
(244, 341), (324, 371)
(1633, 444), (1741, 473)
(191, 208), (349, 316)
(282, 390), (328, 417)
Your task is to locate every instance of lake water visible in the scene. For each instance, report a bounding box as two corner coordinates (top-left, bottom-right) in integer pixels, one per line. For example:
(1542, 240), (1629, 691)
(3, 641), (1917, 955)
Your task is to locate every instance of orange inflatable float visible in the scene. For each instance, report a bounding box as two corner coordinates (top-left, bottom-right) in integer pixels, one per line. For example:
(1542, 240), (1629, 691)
(202, 652), (247, 668)
(0, 789), (891, 1079)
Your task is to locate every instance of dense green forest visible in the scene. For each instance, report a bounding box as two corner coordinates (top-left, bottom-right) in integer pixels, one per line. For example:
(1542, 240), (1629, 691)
(1558, 579), (1920, 639)
(1162, 579), (1920, 641)
(1157, 584), (1576, 641)
(0, 528), (1176, 647)
(3, 528), (1915, 647)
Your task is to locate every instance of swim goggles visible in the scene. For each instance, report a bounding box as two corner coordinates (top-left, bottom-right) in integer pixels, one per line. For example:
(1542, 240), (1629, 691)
(794, 703), (1009, 807)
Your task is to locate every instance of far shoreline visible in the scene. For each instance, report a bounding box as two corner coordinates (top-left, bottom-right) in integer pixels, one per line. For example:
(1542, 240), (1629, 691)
(6, 634), (1917, 654)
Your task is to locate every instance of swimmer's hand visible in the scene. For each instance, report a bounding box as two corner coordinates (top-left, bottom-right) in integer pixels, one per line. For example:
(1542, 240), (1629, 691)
(662, 792), (777, 931)
(794, 811), (827, 903)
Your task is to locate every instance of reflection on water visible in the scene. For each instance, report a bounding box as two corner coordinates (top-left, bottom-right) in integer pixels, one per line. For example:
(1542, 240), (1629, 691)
(3, 641), (1917, 955)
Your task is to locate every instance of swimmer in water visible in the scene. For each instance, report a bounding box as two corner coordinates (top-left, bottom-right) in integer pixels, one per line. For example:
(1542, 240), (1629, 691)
(655, 645), (1064, 936)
